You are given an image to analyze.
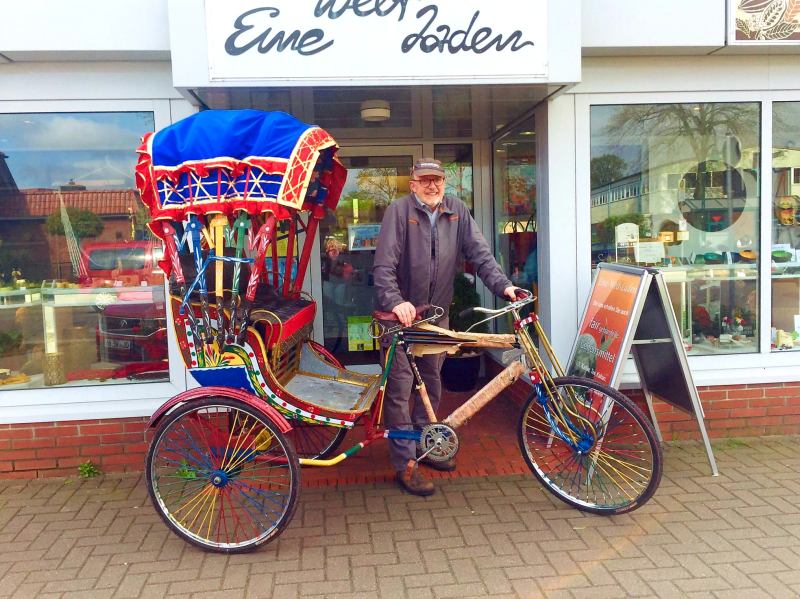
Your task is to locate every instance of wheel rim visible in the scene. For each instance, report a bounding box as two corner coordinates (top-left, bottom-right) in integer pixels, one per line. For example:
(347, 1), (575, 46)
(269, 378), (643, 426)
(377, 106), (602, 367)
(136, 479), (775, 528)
(522, 383), (656, 511)
(150, 404), (296, 549)
(286, 420), (346, 459)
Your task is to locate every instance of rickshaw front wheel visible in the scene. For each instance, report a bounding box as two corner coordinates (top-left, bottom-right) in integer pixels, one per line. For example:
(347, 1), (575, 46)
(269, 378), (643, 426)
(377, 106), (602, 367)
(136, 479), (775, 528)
(146, 396), (300, 553)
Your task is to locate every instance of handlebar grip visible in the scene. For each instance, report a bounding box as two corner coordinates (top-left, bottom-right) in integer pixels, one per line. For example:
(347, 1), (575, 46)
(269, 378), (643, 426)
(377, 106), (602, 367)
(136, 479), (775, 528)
(372, 304), (433, 322)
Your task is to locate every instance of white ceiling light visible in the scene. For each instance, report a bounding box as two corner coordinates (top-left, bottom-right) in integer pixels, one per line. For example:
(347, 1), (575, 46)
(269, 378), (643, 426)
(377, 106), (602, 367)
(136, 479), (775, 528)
(360, 100), (391, 122)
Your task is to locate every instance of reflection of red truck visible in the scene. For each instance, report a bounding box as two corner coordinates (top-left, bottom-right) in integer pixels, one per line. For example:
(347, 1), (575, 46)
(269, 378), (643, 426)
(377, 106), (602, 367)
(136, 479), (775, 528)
(79, 241), (169, 377)
(80, 241), (164, 287)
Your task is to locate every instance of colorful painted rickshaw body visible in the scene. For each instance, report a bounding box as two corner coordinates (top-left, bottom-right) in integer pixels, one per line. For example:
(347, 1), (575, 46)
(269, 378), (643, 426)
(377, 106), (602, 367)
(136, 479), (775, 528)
(135, 110), (378, 436)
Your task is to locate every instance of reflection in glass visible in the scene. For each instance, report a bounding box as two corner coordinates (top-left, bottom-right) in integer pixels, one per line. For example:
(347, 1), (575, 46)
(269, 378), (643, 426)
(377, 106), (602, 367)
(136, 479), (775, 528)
(435, 144), (474, 210)
(319, 155), (413, 365)
(492, 119), (536, 330)
(771, 102), (800, 351)
(0, 111), (168, 390)
(590, 103), (760, 355)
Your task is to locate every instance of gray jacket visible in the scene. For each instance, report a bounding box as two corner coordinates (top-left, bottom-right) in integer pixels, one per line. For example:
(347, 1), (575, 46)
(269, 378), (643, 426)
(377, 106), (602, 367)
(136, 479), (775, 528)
(373, 193), (512, 318)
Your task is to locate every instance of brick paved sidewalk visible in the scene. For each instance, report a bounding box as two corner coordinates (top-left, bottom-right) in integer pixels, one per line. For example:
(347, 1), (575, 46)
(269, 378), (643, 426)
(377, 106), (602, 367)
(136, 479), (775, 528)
(0, 436), (798, 599)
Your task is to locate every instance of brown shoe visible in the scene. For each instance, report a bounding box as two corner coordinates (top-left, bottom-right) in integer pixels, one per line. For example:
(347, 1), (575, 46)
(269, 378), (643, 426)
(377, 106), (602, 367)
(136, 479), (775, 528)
(396, 460), (435, 496)
(417, 455), (456, 472)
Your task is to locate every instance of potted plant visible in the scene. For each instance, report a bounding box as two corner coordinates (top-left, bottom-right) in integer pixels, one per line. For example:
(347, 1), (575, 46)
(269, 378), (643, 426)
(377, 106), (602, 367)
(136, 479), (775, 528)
(441, 272), (486, 392)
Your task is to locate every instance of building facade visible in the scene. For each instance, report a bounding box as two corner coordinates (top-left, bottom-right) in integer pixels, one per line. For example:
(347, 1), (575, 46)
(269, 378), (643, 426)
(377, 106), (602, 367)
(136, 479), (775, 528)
(0, 0), (798, 477)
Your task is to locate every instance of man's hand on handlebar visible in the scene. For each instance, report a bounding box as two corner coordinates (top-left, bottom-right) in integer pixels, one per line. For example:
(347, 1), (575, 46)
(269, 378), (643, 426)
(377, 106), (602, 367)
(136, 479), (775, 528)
(503, 286), (529, 301)
(391, 301), (417, 327)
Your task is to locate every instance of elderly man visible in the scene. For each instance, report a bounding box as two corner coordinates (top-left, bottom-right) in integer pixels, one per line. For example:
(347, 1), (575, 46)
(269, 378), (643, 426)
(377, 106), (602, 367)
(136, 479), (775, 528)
(373, 158), (518, 496)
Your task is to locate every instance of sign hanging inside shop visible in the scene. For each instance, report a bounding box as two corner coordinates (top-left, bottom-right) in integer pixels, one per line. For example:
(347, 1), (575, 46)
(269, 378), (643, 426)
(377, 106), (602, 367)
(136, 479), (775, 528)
(204, 0), (549, 83)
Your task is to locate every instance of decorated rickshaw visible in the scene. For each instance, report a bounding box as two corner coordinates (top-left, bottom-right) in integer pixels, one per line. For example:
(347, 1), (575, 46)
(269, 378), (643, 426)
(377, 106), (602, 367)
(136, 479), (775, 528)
(138, 110), (662, 554)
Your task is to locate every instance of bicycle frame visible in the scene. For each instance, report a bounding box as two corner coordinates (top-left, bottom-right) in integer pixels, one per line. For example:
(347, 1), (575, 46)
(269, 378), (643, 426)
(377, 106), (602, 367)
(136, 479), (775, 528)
(297, 292), (595, 467)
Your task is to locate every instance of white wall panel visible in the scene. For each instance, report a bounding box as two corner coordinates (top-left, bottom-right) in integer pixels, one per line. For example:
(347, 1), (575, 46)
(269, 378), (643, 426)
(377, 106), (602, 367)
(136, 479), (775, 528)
(537, 95), (579, 364)
(0, 0), (170, 59)
(582, 0), (726, 53)
(0, 62), (181, 102)
(576, 55), (800, 95)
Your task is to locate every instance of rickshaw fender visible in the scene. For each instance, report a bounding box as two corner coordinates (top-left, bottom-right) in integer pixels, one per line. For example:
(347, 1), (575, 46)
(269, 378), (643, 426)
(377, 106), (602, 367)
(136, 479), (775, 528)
(147, 386), (292, 434)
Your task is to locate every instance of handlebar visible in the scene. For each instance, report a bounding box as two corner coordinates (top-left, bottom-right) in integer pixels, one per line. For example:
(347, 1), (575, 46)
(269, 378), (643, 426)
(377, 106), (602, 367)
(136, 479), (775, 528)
(371, 289), (535, 338)
(369, 305), (445, 338)
(458, 288), (535, 329)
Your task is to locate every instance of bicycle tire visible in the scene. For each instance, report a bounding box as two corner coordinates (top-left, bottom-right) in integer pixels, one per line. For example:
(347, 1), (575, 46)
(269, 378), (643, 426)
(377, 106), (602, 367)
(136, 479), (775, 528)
(518, 375), (662, 515)
(146, 397), (300, 553)
(286, 421), (348, 460)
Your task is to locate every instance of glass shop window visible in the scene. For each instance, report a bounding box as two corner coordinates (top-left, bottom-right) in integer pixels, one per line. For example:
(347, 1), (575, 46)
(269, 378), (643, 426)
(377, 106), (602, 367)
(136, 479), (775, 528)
(590, 103), (761, 356)
(492, 119), (536, 331)
(0, 111), (168, 391)
(771, 102), (800, 351)
(435, 143), (474, 211)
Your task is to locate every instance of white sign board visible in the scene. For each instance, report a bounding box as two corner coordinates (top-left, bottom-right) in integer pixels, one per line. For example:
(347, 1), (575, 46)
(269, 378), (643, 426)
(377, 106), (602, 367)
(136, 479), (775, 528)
(615, 222), (640, 245)
(205, 0), (549, 83)
(634, 241), (665, 264)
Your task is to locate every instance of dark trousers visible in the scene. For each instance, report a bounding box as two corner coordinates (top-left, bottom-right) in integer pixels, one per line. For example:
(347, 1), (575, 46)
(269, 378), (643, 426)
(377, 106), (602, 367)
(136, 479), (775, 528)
(382, 345), (446, 472)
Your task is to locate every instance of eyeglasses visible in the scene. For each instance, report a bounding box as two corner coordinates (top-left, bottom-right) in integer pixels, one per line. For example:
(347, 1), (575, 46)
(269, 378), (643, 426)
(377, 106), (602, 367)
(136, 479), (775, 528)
(411, 177), (445, 188)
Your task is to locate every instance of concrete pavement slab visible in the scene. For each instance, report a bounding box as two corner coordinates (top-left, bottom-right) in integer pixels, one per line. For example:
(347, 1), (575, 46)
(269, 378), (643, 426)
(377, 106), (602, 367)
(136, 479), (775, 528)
(0, 436), (797, 598)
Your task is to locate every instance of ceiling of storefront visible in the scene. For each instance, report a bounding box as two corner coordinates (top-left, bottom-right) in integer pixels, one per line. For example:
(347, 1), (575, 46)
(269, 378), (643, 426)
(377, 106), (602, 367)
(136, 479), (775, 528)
(192, 85), (556, 141)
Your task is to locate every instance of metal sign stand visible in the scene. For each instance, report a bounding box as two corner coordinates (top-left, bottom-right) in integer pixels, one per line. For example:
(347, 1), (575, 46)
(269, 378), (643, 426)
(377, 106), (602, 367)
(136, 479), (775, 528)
(629, 271), (718, 476)
(568, 263), (718, 476)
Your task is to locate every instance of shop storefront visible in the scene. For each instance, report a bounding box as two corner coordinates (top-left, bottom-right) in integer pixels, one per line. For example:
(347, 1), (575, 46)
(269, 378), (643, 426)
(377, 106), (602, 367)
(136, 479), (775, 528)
(0, 0), (798, 477)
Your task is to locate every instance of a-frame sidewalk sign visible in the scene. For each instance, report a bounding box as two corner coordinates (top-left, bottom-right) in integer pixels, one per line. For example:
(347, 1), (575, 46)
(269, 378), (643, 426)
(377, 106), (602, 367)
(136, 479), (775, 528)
(566, 262), (718, 475)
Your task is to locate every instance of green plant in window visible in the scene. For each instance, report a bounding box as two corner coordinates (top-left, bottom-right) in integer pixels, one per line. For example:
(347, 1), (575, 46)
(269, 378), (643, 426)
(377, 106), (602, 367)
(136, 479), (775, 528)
(78, 460), (101, 479)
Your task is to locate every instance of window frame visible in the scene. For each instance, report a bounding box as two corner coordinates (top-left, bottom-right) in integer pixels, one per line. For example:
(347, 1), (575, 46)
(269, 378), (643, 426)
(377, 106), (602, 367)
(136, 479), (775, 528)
(576, 90), (800, 386)
(0, 99), (189, 424)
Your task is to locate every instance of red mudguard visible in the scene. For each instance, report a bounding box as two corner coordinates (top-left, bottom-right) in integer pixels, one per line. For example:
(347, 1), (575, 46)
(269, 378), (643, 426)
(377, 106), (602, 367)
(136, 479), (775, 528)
(148, 386), (292, 434)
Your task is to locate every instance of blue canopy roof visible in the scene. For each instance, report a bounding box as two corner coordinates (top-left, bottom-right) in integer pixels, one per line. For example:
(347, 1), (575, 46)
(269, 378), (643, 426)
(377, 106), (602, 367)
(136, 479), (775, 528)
(151, 110), (314, 166)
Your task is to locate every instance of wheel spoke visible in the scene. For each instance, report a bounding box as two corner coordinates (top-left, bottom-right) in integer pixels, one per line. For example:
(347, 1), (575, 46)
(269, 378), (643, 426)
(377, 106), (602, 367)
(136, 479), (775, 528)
(519, 378), (661, 514)
(147, 399), (299, 552)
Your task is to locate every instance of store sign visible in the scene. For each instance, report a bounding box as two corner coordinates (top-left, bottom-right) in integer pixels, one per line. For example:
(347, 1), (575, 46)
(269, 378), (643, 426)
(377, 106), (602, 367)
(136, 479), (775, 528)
(729, 0), (800, 44)
(205, 0), (549, 83)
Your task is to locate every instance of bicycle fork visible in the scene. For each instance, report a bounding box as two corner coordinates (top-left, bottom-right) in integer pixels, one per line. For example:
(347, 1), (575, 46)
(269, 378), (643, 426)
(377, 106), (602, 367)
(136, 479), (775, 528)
(535, 384), (612, 487)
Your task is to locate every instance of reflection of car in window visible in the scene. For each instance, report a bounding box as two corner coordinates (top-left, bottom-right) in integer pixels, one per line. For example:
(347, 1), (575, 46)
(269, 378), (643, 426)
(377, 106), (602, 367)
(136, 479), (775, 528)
(99, 301), (167, 365)
(80, 241), (168, 379)
(80, 241), (164, 287)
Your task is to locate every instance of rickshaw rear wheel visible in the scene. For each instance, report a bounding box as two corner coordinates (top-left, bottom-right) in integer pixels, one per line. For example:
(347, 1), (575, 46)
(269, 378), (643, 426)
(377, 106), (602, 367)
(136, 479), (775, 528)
(286, 421), (348, 460)
(146, 397), (300, 553)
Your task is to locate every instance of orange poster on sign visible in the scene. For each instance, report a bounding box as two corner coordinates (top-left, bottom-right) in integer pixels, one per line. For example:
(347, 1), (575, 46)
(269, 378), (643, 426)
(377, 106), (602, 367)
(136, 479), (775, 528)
(570, 268), (644, 385)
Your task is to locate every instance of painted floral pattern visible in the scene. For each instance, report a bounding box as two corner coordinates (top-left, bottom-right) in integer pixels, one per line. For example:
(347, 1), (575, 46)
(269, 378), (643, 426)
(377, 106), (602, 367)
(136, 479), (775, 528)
(735, 0), (800, 41)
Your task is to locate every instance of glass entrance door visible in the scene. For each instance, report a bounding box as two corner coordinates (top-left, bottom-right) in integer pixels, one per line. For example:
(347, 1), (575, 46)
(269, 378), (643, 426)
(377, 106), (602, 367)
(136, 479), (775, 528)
(317, 147), (421, 366)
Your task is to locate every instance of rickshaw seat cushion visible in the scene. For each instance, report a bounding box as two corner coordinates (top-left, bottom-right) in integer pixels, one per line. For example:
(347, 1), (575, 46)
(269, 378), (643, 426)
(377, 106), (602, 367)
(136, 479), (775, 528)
(250, 295), (315, 346)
